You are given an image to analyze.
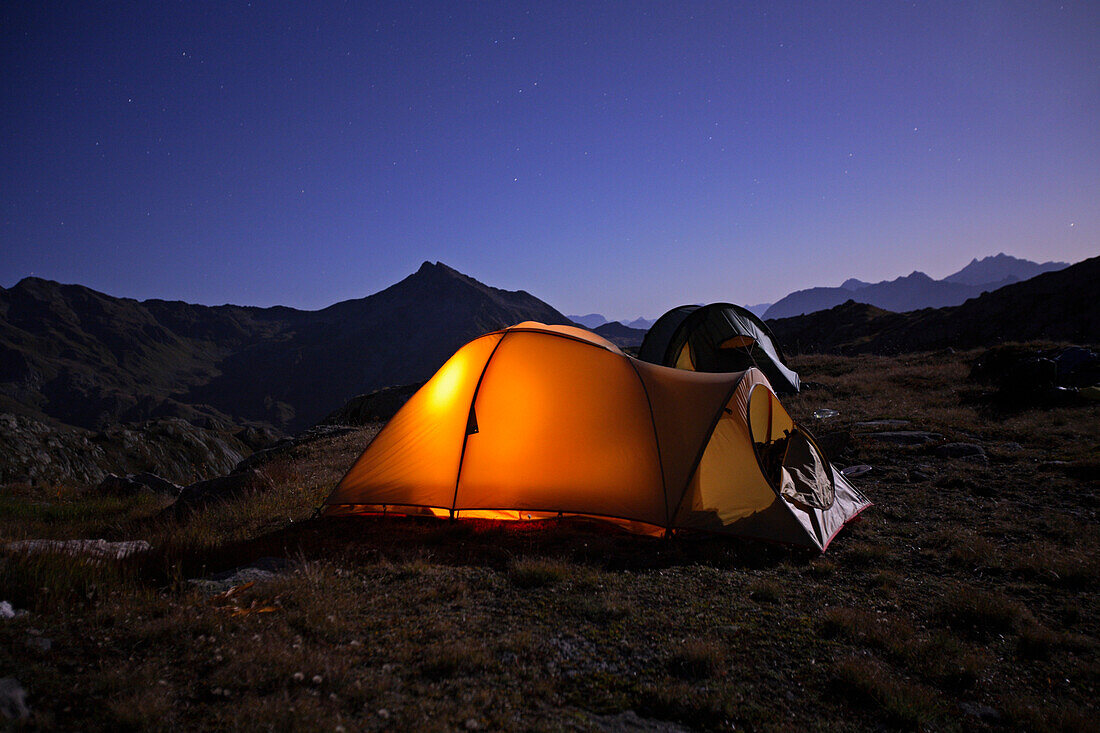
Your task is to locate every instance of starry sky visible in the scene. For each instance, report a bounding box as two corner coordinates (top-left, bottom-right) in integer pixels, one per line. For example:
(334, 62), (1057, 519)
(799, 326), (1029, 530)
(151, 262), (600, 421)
(2, 1), (1097, 319)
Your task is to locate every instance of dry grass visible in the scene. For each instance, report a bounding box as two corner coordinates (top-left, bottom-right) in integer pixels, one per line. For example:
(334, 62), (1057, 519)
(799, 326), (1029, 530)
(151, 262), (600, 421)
(832, 656), (942, 729)
(2, 349), (1098, 730)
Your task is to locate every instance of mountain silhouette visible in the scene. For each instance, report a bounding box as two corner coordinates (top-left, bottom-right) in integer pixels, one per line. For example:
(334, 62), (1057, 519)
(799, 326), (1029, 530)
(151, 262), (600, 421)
(0, 262), (571, 432)
(768, 256), (1098, 354)
(763, 254), (1070, 319)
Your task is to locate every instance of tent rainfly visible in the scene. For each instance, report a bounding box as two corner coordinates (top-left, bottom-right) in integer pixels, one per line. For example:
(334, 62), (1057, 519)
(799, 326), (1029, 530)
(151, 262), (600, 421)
(639, 304), (801, 393)
(325, 322), (868, 550)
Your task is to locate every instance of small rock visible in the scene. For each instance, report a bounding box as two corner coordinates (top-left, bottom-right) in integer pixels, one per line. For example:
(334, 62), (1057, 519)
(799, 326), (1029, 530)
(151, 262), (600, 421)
(0, 601), (20, 619)
(934, 442), (985, 459)
(587, 709), (690, 732)
(864, 431), (942, 446)
(1001, 442), (1024, 452)
(853, 419), (910, 430)
(0, 677), (30, 720)
(960, 701), (1001, 723)
(465, 719), (481, 730)
(934, 443), (988, 464)
(26, 636), (52, 652)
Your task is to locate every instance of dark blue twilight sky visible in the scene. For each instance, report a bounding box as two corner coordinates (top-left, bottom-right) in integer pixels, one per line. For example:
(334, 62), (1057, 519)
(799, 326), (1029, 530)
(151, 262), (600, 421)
(2, 2), (1097, 319)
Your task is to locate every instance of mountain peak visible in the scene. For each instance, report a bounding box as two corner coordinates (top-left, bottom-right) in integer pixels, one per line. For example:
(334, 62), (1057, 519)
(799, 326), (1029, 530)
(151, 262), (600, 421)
(944, 253), (1069, 286)
(415, 260), (460, 276)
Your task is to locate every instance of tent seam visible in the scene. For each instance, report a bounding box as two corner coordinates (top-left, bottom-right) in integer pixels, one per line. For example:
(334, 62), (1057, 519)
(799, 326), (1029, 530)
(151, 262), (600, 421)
(449, 332), (508, 516)
(667, 370), (748, 525)
(625, 358), (671, 529)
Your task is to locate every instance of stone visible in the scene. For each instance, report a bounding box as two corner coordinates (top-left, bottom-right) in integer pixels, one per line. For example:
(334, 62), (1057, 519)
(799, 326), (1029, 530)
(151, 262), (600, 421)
(6, 539), (151, 561)
(26, 636), (52, 652)
(934, 443), (988, 464)
(0, 601), (18, 619)
(863, 431), (942, 446)
(587, 709), (690, 732)
(169, 468), (274, 514)
(189, 557), (290, 596)
(853, 419), (910, 430)
(95, 472), (181, 497)
(960, 701), (1001, 723)
(234, 425), (284, 452)
(0, 677), (29, 720)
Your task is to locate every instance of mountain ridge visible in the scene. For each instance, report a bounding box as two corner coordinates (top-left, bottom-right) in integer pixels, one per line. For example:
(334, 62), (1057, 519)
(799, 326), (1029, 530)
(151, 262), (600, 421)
(768, 256), (1098, 354)
(0, 262), (572, 433)
(764, 253), (1070, 319)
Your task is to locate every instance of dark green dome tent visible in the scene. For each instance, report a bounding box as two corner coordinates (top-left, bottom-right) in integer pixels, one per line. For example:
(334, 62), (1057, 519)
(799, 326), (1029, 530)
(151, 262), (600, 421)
(639, 304), (800, 393)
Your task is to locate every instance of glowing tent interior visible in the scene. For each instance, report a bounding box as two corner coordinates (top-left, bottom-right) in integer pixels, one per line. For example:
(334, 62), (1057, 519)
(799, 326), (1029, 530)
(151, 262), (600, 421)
(324, 323), (868, 550)
(639, 303), (801, 393)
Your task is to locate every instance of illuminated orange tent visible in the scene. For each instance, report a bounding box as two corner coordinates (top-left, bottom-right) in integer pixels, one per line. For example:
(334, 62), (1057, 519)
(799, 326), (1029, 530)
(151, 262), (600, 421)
(324, 323), (869, 550)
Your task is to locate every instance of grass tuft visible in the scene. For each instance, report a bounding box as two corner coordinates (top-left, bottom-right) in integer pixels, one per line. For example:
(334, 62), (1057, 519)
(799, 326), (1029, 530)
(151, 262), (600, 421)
(748, 578), (781, 603)
(833, 656), (941, 728)
(507, 557), (573, 589)
(665, 638), (727, 679)
(932, 588), (1031, 637)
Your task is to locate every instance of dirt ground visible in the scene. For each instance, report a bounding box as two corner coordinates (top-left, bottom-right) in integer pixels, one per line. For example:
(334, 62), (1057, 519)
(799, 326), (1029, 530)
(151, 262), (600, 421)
(1, 347), (1097, 731)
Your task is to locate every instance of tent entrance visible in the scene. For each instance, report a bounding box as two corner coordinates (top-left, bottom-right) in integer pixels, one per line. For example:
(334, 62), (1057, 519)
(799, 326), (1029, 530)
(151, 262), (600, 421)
(747, 384), (835, 510)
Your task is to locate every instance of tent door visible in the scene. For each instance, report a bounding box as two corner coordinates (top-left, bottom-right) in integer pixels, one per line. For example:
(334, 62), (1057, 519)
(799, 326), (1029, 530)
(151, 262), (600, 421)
(778, 430), (835, 510)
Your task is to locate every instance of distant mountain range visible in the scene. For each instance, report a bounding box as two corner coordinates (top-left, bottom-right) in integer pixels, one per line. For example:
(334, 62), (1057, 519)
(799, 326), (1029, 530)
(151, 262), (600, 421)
(567, 314), (656, 331)
(768, 256), (1098, 354)
(1, 253), (1088, 440)
(763, 254), (1069, 319)
(0, 262), (571, 433)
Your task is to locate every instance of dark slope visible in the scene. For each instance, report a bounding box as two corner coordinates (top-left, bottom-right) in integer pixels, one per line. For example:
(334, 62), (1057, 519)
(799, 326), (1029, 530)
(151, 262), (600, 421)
(769, 256), (1099, 354)
(182, 262), (571, 429)
(592, 321), (646, 348)
(0, 262), (571, 432)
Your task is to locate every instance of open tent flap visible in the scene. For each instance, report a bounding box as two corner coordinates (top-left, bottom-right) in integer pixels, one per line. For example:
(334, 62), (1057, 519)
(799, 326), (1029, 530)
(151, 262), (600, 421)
(778, 430), (835, 510)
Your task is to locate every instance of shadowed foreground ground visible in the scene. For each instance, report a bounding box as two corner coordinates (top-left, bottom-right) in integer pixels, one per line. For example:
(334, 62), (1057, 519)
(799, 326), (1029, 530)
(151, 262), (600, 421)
(1, 348), (1097, 731)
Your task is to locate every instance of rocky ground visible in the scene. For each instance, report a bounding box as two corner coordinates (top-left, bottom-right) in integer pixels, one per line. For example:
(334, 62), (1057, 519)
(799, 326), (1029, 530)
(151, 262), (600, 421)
(0, 347), (1097, 731)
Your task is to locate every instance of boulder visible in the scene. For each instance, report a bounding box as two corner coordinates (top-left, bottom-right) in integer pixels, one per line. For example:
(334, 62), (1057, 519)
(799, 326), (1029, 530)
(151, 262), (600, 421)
(189, 557), (291, 596)
(234, 425), (284, 452)
(95, 472), (181, 497)
(169, 468), (274, 514)
(322, 383), (423, 426)
(6, 539), (151, 560)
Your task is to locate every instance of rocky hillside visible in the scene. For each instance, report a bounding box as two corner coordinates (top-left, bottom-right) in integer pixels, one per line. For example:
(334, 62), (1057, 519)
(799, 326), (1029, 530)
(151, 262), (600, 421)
(0, 414), (257, 487)
(769, 256), (1099, 354)
(0, 262), (572, 433)
(764, 253), (1069, 319)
